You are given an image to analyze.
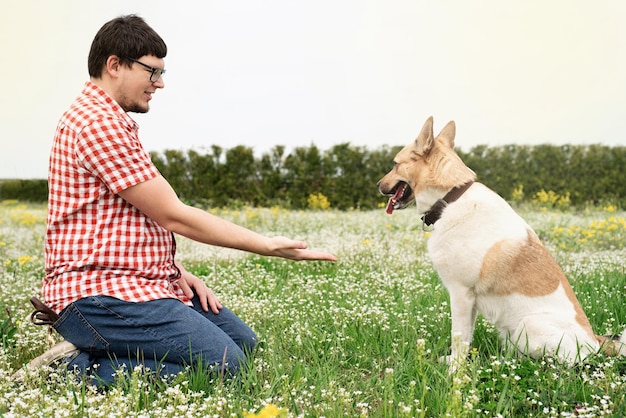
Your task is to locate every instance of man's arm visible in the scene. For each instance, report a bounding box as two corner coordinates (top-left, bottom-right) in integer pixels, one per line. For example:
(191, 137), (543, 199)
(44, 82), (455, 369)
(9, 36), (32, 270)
(118, 175), (337, 262)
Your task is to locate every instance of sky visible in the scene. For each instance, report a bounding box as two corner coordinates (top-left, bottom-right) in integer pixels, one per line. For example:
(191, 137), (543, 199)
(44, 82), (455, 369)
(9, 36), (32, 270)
(1, 0), (625, 179)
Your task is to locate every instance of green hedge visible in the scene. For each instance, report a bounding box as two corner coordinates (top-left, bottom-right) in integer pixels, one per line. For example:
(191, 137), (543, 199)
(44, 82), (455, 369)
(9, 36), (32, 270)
(0, 179), (48, 202)
(2, 143), (625, 209)
(457, 144), (625, 207)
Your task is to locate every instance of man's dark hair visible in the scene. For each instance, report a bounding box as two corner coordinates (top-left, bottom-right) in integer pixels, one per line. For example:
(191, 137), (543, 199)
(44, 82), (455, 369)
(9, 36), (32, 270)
(88, 14), (167, 79)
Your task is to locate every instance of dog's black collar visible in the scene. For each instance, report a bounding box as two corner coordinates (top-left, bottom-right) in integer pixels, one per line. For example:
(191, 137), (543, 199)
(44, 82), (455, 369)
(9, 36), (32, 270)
(421, 181), (474, 229)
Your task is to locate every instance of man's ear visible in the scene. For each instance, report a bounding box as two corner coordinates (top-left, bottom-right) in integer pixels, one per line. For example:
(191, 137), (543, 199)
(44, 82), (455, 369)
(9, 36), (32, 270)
(104, 55), (122, 79)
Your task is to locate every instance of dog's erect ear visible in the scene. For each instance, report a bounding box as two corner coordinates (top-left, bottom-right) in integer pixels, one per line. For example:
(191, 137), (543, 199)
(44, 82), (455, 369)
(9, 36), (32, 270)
(414, 116), (435, 155)
(437, 121), (456, 149)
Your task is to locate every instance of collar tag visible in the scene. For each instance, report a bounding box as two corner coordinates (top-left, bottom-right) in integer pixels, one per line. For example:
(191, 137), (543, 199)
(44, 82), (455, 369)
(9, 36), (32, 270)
(421, 199), (448, 231)
(421, 216), (435, 232)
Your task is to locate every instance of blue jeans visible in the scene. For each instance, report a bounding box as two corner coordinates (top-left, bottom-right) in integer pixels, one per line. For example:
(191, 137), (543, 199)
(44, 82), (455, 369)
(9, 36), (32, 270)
(52, 295), (257, 385)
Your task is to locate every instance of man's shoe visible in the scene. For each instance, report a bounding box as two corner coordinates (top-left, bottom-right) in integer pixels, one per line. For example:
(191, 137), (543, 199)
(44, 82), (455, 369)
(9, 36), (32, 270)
(13, 340), (81, 379)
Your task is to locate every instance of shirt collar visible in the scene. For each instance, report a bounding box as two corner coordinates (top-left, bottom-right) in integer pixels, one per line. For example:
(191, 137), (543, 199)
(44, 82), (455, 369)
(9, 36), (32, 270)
(82, 81), (138, 130)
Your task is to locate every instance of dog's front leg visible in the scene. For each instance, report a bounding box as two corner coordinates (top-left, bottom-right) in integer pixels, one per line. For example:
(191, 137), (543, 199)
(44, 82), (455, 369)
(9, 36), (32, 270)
(445, 285), (477, 373)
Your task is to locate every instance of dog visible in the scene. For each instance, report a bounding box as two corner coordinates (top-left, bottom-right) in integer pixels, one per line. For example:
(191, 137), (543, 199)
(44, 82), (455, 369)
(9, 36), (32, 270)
(378, 116), (626, 370)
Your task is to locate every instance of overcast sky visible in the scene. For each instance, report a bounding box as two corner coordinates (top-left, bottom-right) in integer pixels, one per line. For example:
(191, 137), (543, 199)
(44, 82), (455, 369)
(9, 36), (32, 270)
(1, 0), (625, 179)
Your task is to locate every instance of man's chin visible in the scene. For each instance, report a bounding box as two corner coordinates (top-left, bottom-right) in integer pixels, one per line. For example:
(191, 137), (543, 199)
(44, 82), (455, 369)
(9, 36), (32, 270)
(127, 104), (149, 114)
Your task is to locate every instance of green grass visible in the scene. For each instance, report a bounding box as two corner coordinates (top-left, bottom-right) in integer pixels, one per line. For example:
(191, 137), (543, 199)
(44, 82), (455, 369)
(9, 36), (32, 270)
(0, 201), (625, 417)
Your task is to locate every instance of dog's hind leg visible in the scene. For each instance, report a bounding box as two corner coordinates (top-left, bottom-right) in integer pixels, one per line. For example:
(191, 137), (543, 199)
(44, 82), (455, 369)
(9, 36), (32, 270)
(512, 318), (599, 363)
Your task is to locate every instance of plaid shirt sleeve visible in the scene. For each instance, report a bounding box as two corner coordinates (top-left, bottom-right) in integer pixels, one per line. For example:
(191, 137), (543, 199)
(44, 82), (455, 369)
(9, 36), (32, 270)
(76, 116), (158, 194)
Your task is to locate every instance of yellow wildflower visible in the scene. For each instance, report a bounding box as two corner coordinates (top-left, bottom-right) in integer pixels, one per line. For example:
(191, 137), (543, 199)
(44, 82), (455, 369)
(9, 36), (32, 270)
(243, 404), (287, 418)
(18, 255), (33, 265)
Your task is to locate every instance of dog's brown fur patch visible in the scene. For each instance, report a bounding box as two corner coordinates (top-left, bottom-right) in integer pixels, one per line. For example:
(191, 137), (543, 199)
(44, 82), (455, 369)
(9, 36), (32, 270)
(479, 229), (595, 337)
(478, 230), (559, 297)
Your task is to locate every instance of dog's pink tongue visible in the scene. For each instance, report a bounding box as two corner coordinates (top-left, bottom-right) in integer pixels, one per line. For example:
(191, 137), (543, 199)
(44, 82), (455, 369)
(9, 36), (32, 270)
(385, 197), (395, 214)
(385, 184), (405, 215)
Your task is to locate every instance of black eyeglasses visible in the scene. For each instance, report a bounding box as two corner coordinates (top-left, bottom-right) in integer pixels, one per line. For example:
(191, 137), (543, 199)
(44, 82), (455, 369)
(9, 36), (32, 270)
(125, 57), (166, 82)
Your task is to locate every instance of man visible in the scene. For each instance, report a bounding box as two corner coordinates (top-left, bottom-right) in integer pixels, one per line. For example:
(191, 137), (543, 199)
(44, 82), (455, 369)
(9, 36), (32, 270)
(22, 14), (336, 385)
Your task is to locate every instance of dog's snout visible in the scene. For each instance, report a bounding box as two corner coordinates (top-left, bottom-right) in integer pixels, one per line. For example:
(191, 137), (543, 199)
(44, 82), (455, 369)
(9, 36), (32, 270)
(377, 178), (389, 195)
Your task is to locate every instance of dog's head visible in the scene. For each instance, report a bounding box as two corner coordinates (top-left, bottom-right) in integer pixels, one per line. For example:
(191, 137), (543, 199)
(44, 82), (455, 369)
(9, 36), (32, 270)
(378, 116), (476, 215)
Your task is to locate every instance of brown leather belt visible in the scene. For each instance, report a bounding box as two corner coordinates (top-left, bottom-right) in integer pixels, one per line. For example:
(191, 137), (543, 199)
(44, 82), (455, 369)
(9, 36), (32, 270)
(29, 297), (60, 325)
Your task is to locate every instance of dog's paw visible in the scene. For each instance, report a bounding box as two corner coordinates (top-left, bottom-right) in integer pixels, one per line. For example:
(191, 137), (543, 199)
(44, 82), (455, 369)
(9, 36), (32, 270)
(439, 354), (458, 374)
(439, 354), (452, 365)
(440, 353), (468, 374)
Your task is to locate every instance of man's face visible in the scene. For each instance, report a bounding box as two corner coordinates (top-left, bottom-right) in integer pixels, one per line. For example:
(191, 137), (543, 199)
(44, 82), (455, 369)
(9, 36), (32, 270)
(116, 55), (165, 113)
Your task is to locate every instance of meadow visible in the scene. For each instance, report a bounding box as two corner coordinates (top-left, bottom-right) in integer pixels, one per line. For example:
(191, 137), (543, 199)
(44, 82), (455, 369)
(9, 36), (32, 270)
(0, 200), (624, 417)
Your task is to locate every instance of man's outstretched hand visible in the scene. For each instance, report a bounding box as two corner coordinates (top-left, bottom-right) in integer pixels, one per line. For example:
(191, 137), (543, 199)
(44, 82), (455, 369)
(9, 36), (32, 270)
(265, 236), (337, 262)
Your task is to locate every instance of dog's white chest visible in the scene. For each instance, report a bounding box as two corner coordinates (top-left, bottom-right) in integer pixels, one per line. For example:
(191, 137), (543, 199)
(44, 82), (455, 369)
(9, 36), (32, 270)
(426, 185), (530, 289)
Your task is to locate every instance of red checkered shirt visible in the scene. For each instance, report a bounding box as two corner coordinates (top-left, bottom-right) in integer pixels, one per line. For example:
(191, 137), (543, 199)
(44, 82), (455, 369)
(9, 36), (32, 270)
(43, 81), (190, 313)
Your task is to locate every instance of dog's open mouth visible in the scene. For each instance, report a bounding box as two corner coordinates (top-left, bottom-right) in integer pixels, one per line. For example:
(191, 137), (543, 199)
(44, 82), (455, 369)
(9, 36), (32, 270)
(385, 182), (412, 214)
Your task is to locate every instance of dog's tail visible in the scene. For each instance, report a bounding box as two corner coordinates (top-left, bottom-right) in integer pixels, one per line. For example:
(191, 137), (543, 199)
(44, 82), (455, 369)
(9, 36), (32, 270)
(596, 331), (626, 356)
